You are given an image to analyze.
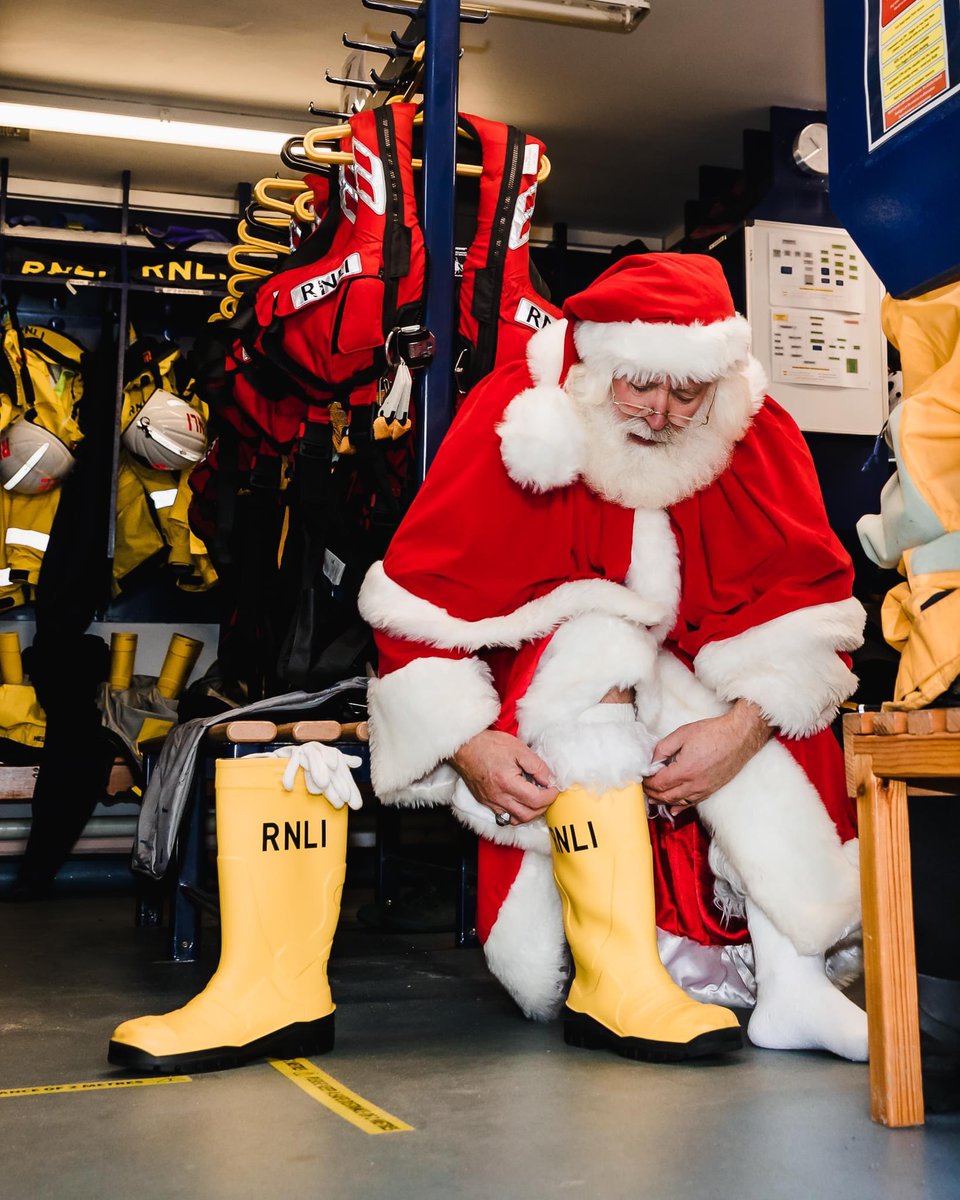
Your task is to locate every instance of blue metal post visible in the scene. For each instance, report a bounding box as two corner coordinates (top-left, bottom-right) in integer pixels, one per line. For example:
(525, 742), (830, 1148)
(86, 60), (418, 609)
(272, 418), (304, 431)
(417, 1), (460, 482)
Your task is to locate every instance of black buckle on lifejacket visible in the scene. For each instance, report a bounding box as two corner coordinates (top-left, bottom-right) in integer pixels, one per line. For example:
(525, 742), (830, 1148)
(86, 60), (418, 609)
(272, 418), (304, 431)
(385, 324), (435, 370)
(249, 455), (282, 491)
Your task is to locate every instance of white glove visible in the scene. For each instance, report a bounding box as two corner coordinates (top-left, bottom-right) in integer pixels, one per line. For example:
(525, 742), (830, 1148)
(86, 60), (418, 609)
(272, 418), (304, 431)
(268, 742), (364, 810)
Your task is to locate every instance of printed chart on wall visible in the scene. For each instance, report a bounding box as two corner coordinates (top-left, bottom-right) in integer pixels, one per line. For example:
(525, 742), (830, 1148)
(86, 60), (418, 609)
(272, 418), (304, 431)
(864, 0), (960, 150)
(746, 221), (886, 435)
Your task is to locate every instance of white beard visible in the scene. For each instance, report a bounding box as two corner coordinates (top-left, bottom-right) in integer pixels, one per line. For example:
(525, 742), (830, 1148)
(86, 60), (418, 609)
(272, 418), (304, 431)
(564, 364), (759, 510)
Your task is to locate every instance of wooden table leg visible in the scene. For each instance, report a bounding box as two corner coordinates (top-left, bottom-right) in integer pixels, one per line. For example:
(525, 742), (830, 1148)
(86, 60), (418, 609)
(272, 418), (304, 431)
(855, 754), (925, 1127)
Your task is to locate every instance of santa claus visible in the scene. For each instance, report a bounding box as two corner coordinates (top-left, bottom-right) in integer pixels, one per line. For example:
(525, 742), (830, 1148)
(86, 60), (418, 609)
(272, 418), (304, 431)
(358, 253), (868, 1062)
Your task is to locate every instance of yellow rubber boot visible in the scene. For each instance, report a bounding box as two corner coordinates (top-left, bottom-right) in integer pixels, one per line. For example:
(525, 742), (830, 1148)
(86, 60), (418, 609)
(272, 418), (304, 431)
(547, 783), (742, 1061)
(108, 758), (348, 1073)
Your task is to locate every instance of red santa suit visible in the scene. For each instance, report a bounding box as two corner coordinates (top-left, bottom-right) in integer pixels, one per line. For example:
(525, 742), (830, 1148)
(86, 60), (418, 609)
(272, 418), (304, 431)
(359, 254), (865, 1020)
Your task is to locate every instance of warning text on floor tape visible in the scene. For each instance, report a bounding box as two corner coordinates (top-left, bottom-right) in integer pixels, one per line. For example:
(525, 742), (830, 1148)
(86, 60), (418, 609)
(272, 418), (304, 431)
(269, 1058), (413, 1134)
(0, 1076), (190, 1099)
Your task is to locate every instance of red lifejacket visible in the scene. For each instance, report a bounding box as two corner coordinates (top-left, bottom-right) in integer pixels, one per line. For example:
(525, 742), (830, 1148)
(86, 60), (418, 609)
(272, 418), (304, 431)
(456, 114), (561, 399)
(249, 102), (425, 406)
(228, 342), (307, 451)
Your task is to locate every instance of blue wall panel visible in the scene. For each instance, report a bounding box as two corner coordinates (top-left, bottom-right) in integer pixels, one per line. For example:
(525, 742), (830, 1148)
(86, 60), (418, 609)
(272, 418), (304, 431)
(825, 0), (960, 297)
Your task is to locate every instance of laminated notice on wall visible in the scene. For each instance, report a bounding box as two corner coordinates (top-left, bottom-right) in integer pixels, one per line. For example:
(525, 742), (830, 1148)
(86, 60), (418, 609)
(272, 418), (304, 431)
(770, 309), (869, 388)
(768, 230), (867, 313)
(746, 219), (887, 434)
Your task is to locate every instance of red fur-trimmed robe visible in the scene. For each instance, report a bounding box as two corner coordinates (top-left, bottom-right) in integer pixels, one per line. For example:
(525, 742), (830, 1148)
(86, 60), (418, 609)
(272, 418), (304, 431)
(359, 319), (864, 1018)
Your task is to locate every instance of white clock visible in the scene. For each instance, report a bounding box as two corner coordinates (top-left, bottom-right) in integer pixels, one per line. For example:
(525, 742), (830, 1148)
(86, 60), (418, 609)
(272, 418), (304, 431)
(792, 122), (829, 176)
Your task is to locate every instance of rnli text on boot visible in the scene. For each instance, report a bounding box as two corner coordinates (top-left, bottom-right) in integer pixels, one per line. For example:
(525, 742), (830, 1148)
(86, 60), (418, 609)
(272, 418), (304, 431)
(550, 822), (599, 853)
(262, 820), (327, 851)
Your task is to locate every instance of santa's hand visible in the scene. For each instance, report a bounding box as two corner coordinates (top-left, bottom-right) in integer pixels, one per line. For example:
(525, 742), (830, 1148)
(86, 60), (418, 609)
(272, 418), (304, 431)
(643, 701), (772, 816)
(450, 729), (558, 826)
(273, 743), (364, 810)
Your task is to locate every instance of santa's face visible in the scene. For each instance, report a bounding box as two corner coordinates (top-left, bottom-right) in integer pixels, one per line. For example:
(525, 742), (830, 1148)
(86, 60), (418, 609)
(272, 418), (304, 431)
(563, 363), (749, 510)
(610, 375), (713, 445)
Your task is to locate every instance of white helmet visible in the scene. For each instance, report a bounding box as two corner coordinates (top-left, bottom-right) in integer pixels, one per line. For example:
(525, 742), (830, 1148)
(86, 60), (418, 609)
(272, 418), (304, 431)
(121, 390), (208, 470)
(0, 418), (75, 494)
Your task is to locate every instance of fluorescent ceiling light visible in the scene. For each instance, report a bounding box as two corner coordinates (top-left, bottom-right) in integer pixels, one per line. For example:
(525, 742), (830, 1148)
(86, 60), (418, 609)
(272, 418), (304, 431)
(460, 0), (650, 31)
(0, 98), (292, 155)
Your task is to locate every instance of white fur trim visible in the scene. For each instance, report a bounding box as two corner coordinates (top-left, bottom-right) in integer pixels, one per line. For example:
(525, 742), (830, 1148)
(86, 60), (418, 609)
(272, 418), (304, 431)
(367, 656), (500, 803)
(742, 354), (769, 414)
(653, 653), (861, 956)
(626, 508), (681, 637)
(694, 598), (866, 738)
(451, 777), (552, 854)
(359, 560), (671, 651)
(532, 717), (658, 792)
(482, 849), (570, 1020)
(573, 315), (753, 383)
(497, 385), (585, 493)
(525, 317), (567, 385)
(825, 837), (863, 985)
(516, 614), (659, 741)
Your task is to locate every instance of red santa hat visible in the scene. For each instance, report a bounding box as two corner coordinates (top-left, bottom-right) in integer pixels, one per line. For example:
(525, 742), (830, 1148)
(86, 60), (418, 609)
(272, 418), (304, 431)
(563, 253), (752, 384)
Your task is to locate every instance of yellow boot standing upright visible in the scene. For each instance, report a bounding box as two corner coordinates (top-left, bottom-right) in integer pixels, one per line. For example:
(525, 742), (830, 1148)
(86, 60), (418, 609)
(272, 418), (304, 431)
(546, 783), (742, 1061)
(109, 751), (358, 1072)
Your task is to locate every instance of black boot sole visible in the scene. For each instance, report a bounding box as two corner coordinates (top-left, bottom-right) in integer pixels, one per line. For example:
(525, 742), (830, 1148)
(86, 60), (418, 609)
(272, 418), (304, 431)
(563, 1008), (742, 1062)
(107, 1013), (335, 1074)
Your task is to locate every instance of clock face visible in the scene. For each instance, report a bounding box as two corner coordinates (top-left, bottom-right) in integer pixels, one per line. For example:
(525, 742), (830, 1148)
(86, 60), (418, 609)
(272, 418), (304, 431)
(792, 122), (829, 176)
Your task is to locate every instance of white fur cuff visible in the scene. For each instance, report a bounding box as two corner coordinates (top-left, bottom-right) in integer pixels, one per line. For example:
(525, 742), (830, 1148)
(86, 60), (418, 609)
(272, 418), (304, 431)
(694, 598), (866, 738)
(516, 613), (660, 742)
(367, 656), (501, 804)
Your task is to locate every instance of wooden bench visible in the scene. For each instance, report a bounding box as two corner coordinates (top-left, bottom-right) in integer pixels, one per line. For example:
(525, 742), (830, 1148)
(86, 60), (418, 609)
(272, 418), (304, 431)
(842, 709), (960, 1127)
(0, 760), (137, 856)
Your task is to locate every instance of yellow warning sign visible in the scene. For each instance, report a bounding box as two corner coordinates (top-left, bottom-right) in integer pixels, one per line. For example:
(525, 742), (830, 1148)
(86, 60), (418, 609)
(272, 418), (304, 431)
(0, 1076), (190, 1099)
(879, 0), (949, 129)
(268, 1058), (413, 1134)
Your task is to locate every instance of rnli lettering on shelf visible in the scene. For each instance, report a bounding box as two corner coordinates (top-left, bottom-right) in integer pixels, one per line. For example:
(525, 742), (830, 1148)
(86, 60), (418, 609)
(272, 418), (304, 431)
(550, 821), (599, 854)
(262, 820), (327, 851)
(138, 260), (229, 285)
(19, 260), (108, 279)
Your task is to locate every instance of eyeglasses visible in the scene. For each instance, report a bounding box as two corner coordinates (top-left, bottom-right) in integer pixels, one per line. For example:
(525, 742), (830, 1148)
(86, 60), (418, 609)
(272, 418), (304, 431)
(612, 379), (716, 428)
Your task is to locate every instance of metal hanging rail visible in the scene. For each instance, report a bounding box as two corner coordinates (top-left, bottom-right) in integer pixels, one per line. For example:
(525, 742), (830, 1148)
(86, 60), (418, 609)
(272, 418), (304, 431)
(459, 1), (649, 31)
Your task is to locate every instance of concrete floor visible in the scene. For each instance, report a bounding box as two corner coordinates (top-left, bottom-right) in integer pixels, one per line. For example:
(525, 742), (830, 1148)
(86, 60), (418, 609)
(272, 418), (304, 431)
(2, 893), (959, 1200)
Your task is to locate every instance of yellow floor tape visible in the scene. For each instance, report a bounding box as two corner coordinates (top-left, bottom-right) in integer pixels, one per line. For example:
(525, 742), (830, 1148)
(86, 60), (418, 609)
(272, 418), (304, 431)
(269, 1058), (413, 1134)
(0, 1076), (190, 1099)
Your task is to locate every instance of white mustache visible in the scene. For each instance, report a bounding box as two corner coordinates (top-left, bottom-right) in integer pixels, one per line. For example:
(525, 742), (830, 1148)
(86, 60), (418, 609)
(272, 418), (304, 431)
(621, 418), (679, 445)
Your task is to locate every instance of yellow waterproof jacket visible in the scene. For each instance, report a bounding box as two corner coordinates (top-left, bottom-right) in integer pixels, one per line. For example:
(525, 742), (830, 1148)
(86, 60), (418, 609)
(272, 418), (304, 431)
(113, 456), (167, 589)
(2, 487), (59, 587)
(114, 349), (215, 592)
(0, 320), (86, 606)
(857, 282), (960, 707)
(18, 324), (85, 447)
(0, 682), (46, 749)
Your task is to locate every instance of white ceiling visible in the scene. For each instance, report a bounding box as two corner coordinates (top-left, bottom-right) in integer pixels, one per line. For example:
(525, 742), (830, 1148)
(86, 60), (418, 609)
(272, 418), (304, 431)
(0, 0), (828, 240)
